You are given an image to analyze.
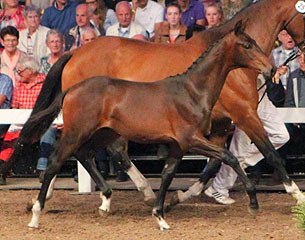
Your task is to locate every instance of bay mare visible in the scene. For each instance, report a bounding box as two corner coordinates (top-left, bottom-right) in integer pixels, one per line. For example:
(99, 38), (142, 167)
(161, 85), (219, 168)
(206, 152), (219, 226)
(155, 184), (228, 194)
(4, 0), (305, 208)
(27, 23), (274, 230)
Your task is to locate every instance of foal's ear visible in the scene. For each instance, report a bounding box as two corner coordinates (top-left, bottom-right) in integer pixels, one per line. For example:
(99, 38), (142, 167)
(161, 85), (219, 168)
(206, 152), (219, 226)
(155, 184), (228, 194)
(234, 20), (246, 35)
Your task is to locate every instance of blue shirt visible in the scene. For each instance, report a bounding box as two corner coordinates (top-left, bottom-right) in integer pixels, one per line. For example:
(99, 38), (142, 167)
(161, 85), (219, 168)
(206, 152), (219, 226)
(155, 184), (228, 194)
(41, 1), (78, 35)
(181, 0), (205, 28)
(0, 74), (13, 109)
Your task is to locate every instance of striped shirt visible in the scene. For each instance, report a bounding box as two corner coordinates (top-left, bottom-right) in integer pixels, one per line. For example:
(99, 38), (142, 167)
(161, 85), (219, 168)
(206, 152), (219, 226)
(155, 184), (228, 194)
(271, 46), (300, 89)
(0, 74), (13, 109)
(11, 73), (45, 109)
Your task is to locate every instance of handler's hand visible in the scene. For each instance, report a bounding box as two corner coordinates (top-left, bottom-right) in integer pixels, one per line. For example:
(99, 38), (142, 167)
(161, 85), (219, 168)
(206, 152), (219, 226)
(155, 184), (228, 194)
(272, 66), (288, 84)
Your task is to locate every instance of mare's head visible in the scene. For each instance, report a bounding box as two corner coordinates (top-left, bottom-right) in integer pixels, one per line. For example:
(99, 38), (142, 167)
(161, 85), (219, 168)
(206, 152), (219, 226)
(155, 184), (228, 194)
(230, 20), (275, 78)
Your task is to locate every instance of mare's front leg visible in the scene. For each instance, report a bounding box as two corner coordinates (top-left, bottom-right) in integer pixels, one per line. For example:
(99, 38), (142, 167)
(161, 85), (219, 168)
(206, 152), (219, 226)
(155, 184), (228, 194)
(106, 137), (155, 206)
(152, 143), (183, 230)
(234, 96), (305, 204)
(189, 134), (258, 213)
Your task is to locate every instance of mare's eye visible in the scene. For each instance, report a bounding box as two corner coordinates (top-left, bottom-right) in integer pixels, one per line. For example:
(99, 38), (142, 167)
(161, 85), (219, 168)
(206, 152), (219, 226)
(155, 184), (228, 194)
(243, 42), (252, 49)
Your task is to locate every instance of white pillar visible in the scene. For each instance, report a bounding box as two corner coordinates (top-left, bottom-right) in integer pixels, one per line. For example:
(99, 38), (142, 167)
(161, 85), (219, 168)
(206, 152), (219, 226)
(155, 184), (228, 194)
(77, 162), (95, 193)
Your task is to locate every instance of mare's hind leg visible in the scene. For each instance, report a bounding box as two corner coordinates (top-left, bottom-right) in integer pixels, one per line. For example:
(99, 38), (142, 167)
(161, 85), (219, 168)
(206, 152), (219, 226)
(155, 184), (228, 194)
(28, 135), (78, 228)
(189, 134), (258, 212)
(152, 142), (183, 230)
(106, 137), (156, 205)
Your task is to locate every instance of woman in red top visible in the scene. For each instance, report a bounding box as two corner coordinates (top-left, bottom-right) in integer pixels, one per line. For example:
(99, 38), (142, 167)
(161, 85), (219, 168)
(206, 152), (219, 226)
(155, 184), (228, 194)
(0, 0), (26, 31)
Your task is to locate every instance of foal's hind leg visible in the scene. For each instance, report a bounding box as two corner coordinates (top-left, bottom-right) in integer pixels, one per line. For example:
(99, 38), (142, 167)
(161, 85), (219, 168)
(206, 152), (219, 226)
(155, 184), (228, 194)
(189, 135), (258, 213)
(28, 136), (78, 228)
(106, 137), (155, 206)
(74, 144), (113, 214)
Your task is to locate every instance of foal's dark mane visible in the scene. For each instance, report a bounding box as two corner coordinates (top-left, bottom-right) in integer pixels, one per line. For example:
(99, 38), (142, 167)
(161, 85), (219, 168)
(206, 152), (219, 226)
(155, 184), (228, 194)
(168, 30), (231, 80)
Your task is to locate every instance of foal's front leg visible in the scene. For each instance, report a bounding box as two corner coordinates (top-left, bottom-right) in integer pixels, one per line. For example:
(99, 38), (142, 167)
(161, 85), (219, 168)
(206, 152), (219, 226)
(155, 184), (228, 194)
(189, 135), (258, 212)
(152, 146), (182, 230)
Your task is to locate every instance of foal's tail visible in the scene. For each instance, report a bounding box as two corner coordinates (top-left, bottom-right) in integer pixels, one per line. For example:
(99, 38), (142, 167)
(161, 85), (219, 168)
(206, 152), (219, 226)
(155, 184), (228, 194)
(0, 53), (72, 175)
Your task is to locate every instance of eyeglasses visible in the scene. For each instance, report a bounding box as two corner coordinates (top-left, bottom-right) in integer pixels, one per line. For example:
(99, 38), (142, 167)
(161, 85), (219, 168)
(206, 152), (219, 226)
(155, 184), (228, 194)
(15, 68), (28, 74)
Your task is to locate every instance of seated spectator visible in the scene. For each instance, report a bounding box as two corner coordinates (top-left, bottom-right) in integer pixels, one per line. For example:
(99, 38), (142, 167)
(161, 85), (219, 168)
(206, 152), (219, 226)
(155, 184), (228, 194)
(205, 2), (223, 29)
(0, 56), (45, 185)
(0, 73), (13, 147)
(41, 0), (78, 35)
(85, 0), (117, 35)
(134, 0), (164, 38)
(220, 0), (252, 21)
(17, 4), (50, 62)
(25, 0), (52, 11)
(106, 1), (148, 39)
(0, 26), (26, 86)
(154, 2), (191, 43)
(65, 3), (100, 50)
(201, 0), (219, 9)
(40, 29), (65, 74)
(80, 26), (98, 45)
(177, 0), (206, 29)
(0, 0), (26, 31)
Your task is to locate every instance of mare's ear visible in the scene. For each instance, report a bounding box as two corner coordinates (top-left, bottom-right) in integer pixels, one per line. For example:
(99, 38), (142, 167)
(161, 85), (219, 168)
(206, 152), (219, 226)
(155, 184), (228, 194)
(234, 20), (246, 35)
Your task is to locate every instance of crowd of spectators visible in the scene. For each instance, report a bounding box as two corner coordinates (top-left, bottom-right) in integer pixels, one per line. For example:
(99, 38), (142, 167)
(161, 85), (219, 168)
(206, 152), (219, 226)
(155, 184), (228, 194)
(0, 0), (303, 188)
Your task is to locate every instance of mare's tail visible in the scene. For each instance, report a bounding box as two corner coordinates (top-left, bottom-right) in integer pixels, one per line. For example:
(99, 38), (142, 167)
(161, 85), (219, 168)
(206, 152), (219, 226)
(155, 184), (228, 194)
(0, 53), (73, 175)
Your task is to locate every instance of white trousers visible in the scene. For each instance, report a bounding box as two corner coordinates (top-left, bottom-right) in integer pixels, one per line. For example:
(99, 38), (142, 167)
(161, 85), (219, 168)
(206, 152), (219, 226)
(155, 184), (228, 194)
(211, 90), (290, 197)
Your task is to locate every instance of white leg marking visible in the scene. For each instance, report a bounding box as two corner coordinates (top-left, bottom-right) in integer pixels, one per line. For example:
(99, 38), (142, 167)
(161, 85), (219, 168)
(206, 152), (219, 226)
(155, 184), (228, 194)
(99, 193), (111, 212)
(28, 201), (42, 228)
(177, 181), (204, 203)
(45, 176), (57, 201)
(284, 181), (305, 204)
(127, 162), (156, 202)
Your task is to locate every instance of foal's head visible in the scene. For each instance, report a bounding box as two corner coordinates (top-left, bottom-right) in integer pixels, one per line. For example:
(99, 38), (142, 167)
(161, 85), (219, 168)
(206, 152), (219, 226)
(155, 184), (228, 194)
(230, 20), (275, 78)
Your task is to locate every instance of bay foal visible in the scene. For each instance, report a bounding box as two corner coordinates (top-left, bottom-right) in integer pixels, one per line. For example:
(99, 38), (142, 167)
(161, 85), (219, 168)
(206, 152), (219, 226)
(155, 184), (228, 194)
(27, 22), (273, 230)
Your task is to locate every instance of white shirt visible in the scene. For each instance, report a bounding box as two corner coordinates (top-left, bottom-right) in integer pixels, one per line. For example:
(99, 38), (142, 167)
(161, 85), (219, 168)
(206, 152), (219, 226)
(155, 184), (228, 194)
(135, 0), (164, 37)
(106, 22), (148, 39)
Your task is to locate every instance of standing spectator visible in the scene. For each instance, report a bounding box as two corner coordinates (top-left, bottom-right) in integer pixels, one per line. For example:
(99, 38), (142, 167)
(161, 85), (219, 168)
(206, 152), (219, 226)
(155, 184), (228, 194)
(0, 0), (26, 31)
(0, 26), (26, 86)
(0, 56), (45, 185)
(17, 5), (50, 62)
(65, 3), (100, 50)
(85, 0), (117, 34)
(205, 2), (223, 29)
(271, 30), (299, 90)
(106, 1), (147, 39)
(285, 52), (305, 108)
(177, 0), (205, 29)
(40, 29), (65, 74)
(134, 0), (164, 38)
(154, 2), (191, 43)
(41, 0), (78, 35)
(220, 0), (252, 21)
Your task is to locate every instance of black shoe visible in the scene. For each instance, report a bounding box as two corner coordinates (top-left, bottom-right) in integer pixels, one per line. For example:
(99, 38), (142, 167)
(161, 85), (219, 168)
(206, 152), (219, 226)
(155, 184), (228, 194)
(116, 171), (128, 182)
(0, 174), (6, 185)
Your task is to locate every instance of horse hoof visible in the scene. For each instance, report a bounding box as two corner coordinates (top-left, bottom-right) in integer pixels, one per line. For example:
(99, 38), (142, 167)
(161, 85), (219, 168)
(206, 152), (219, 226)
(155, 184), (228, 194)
(98, 208), (110, 217)
(248, 205), (259, 215)
(28, 222), (39, 229)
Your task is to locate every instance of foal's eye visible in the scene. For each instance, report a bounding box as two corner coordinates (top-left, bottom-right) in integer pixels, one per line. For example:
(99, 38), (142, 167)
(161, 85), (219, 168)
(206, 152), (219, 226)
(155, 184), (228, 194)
(243, 42), (252, 49)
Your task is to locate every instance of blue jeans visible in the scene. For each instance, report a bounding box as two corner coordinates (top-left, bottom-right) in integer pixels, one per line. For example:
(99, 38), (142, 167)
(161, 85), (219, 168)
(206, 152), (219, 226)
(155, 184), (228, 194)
(36, 127), (58, 171)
